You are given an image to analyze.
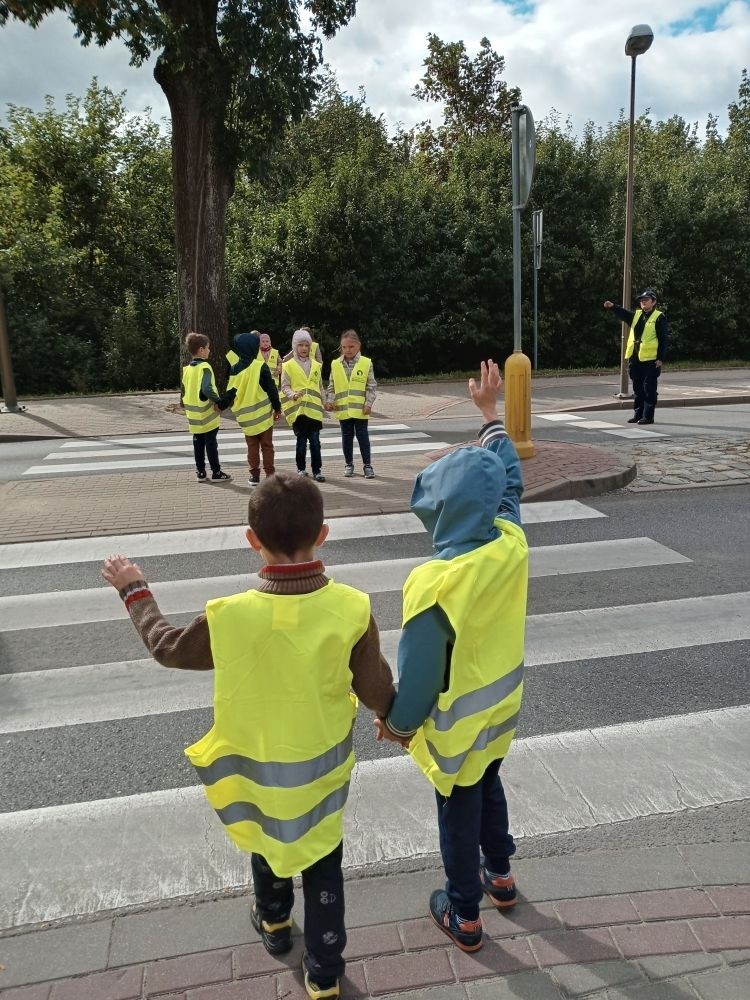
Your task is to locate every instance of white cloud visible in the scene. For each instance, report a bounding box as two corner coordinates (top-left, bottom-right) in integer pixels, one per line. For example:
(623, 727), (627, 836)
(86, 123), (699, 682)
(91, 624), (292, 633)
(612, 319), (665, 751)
(0, 1), (747, 136)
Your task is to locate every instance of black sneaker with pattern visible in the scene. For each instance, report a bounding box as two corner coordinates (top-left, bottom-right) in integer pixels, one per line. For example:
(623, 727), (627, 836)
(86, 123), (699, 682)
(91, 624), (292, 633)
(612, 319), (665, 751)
(429, 889), (483, 952)
(250, 902), (293, 955)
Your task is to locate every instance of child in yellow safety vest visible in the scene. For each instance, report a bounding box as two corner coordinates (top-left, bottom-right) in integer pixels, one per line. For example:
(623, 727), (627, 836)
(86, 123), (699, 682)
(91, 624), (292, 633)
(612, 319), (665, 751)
(376, 360), (528, 956)
(281, 329), (326, 482)
(100, 472), (396, 1000)
(227, 332), (282, 487)
(325, 329), (377, 479)
(259, 331), (281, 385)
(181, 332), (235, 482)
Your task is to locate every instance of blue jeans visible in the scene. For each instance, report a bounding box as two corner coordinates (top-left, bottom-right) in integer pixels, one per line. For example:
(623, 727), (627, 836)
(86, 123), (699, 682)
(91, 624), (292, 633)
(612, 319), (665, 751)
(435, 759), (516, 920)
(251, 841), (346, 983)
(340, 418), (371, 466)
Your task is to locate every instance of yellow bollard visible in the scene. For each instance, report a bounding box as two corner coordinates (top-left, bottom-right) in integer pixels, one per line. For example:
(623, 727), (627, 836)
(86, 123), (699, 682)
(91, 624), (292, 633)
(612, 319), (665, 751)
(504, 351), (535, 459)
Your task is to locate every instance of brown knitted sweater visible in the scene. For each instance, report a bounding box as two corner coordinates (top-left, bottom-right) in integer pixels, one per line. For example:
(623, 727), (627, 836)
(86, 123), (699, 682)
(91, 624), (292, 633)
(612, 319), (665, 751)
(120, 559), (396, 718)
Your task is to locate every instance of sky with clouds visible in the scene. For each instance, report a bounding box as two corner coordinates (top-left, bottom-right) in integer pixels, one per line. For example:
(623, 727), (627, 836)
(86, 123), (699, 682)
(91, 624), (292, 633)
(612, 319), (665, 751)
(1, 0), (748, 136)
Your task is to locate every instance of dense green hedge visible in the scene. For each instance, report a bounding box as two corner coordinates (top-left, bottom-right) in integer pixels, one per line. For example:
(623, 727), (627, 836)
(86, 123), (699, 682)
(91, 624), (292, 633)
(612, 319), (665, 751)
(2, 75), (748, 394)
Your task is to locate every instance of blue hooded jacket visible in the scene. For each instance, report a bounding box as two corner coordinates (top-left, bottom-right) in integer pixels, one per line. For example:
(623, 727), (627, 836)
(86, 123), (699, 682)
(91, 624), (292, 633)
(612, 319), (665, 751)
(229, 332), (281, 412)
(387, 423), (523, 736)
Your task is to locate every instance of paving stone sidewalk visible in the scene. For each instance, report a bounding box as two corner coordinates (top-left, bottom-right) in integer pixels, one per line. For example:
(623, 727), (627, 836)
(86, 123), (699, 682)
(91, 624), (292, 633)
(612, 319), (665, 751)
(610, 436), (750, 492)
(0, 439), (634, 544)
(1, 845), (748, 999)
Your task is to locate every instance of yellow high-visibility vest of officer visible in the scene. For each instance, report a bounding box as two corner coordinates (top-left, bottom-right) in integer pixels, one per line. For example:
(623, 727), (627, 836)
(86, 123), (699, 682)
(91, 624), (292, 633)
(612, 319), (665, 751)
(281, 358), (324, 426)
(404, 516), (528, 796)
(330, 356), (373, 420)
(182, 361), (220, 435)
(185, 584), (370, 876)
(625, 309), (663, 361)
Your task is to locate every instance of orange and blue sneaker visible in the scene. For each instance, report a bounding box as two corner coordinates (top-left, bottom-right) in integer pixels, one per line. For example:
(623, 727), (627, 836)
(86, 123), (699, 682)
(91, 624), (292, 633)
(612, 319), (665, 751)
(429, 889), (483, 952)
(304, 969), (340, 998)
(250, 903), (293, 955)
(480, 862), (518, 908)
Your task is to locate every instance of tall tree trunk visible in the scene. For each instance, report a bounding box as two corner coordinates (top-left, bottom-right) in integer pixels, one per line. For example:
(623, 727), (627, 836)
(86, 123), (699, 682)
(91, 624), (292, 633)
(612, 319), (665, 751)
(155, 50), (232, 382)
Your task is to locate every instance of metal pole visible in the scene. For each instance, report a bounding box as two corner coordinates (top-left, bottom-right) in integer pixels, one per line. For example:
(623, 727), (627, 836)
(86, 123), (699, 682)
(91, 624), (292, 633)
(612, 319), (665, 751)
(618, 55), (637, 398)
(511, 104), (522, 353)
(0, 284), (20, 413)
(533, 258), (538, 371)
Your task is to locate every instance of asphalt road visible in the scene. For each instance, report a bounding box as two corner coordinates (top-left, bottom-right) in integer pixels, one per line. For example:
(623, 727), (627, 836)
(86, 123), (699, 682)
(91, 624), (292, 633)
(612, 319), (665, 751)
(2, 484), (748, 813)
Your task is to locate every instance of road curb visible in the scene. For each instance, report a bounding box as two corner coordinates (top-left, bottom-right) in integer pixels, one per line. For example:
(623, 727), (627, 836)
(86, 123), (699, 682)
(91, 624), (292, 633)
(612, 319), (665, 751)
(568, 393), (750, 413)
(522, 460), (637, 501)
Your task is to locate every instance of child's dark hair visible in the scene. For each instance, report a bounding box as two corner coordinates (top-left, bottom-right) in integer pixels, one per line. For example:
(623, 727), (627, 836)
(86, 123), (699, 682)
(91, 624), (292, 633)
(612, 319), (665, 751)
(185, 332), (210, 355)
(340, 329), (361, 344)
(247, 471), (324, 557)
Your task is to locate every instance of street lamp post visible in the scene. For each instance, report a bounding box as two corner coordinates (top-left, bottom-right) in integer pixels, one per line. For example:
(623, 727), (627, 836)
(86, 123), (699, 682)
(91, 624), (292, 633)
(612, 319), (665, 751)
(0, 283), (21, 414)
(617, 23), (653, 399)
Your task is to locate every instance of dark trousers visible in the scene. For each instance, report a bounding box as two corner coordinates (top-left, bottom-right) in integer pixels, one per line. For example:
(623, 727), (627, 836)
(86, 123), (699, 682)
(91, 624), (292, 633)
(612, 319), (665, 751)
(435, 759), (516, 921)
(340, 418), (371, 466)
(629, 359), (661, 421)
(251, 842), (346, 983)
(246, 427), (275, 477)
(192, 427), (221, 475)
(294, 415), (322, 474)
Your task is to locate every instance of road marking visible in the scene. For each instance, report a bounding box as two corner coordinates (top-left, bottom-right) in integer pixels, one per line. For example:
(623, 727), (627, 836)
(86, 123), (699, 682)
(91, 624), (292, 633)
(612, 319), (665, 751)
(55, 424), (415, 448)
(571, 420), (622, 429)
(2, 705), (746, 927)
(605, 428), (668, 439)
(50, 431), (429, 460)
(13, 583), (750, 735)
(0, 538), (690, 631)
(536, 413), (586, 421)
(0, 500), (605, 570)
(23, 440), (451, 476)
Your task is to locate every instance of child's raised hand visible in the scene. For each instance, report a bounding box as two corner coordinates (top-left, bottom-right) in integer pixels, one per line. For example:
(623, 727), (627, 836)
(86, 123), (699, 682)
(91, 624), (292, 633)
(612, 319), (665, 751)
(469, 360), (502, 421)
(101, 554), (145, 591)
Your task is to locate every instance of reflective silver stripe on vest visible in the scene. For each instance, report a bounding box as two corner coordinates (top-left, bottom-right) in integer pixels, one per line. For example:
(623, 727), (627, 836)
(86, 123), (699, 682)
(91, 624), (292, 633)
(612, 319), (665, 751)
(183, 402), (213, 413)
(238, 412), (273, 430)
(187, 411), (219, 428)
(235, 399), (272, 418)
(333, 390), (348, 401)
(426, 710), (520, 775)
(193, 730), (353, 789)
(430, 662), (524, 733)
(348, 389), (366, 399)
(216, 779), (350, 844)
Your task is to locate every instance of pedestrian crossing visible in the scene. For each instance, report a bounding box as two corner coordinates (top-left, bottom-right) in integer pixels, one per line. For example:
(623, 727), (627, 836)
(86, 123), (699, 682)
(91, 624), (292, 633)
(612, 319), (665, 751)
(21, 422), (450, 478)
(1, 500), (748, 931)
(535, 412), (669, 440)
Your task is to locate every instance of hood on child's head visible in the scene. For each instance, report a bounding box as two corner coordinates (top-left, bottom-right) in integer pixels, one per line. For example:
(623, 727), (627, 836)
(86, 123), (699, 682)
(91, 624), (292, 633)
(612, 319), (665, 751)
(410, 445), (508, 558)
(291, 329), (312, 360)
(233, 332), (260, 360)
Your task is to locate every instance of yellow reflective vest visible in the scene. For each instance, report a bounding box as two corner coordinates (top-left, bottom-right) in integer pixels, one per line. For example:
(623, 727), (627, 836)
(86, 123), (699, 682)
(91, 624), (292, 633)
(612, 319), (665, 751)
(228, 357), (274, 437)
(185, 584), (371, 876)
(182, 361), (220, 435)
(625, 309), (662, 361)
(330, 356), (372, 420)
(281, 358), (324, 426)
(265, 348), (280, 371)
(404, 517), (529, 796)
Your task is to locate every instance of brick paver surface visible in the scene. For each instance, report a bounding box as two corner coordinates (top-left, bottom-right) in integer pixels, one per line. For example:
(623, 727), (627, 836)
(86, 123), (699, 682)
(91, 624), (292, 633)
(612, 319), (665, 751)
(1, 886), (748, 999)
(0, 438), (634, 543)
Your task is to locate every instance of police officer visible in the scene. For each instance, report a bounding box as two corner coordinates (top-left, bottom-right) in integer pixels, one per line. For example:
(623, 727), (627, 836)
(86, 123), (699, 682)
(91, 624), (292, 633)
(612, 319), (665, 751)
(604, 290), (669, 424)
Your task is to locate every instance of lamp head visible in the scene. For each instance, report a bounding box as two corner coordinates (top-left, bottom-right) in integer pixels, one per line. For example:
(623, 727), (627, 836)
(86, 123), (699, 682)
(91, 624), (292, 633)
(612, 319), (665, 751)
(625, 24), (654, 57)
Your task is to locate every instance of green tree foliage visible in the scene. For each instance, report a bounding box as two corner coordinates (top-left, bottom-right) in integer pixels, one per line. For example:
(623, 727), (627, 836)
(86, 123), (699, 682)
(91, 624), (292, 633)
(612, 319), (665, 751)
(1, 48), (748, 393)
(414, 34), (521, 142)
(0, 0), (358, 369)
(0, 82), (176, 393)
